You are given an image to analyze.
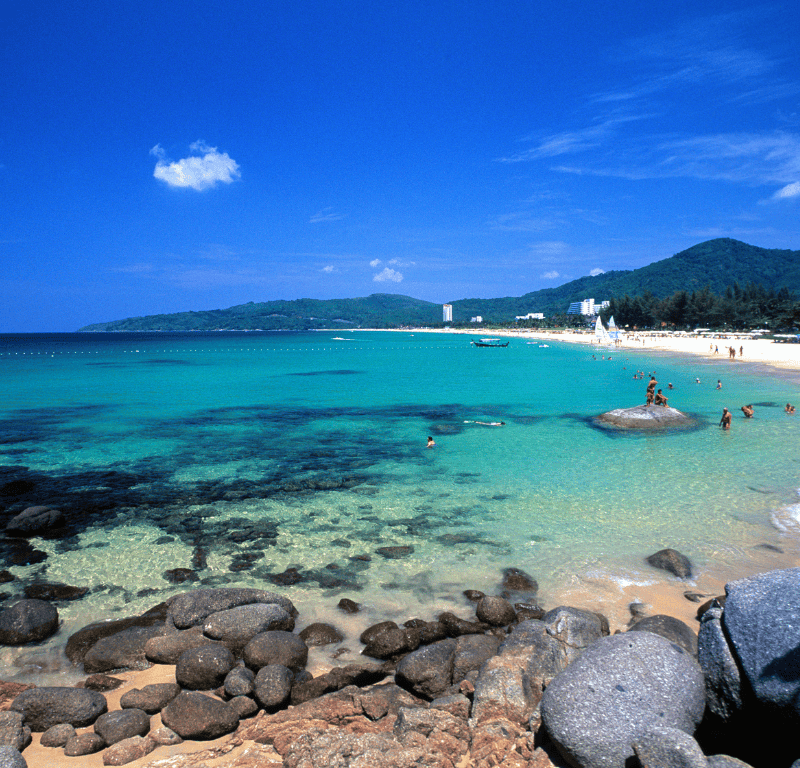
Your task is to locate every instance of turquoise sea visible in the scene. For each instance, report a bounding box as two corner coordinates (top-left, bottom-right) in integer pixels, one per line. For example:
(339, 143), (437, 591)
(1, 330), (799, 683)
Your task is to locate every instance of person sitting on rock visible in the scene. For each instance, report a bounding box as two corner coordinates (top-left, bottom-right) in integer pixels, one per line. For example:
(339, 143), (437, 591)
(654, 389), (668, 407)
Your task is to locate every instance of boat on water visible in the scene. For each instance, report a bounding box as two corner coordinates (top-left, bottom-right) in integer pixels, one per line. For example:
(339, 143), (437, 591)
(472, 338), (509, 347)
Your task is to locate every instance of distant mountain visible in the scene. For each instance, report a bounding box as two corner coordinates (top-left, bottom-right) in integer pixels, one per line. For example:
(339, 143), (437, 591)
(450, 239), (800, 320)
(79, 239), (799, 331)
(78, 293), (442, 331)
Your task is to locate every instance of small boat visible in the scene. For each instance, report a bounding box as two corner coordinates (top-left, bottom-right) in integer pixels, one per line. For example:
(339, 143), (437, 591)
(472, 338), (509, 347)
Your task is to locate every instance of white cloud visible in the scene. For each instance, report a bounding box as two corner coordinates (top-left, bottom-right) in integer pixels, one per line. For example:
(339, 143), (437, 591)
(369, 259), (382, 268)
(310, 208), (345, 224)
(152, 141), (241, 191)
(322, 265), (335, 273)
(541, 270), (560, 279)
(590, 268), (606, 276)
(773, 181), (800, 200)
(388, 258), (416, 268)
(373, 267), (403, 283)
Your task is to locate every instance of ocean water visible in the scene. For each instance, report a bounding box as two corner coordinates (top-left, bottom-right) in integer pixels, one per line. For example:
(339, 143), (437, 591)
(1, 330), (799, 682)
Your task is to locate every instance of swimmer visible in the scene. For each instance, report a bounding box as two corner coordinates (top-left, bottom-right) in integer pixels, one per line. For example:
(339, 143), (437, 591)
(716, 380), (722, 390)
(719, 408), (732, 430)
(668, 383), (674, 390)
(426, 436), (436, 448)
(741, 405), (754, 418)
(465, 420), (506, 426)
(695, 377), (701, 384)
(785, 403), (795, 414)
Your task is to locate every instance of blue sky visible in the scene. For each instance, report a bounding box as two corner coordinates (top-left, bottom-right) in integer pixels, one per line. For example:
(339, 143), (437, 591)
(2, 1), (799, 331)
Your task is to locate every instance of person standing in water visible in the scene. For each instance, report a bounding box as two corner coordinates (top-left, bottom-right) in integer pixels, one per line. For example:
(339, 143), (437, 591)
(426, 436), (436, 448)
(720, 408), (732, 430)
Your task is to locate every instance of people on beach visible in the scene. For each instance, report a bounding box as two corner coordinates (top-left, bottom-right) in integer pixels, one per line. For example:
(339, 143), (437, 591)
(740, 346), (743, 357)
(785, 403), (795, 414)
(719, 408), (732, 430)
(427, 436), (436, 448)
(741, 405), (754, 418)
(654, 389), (668, 406)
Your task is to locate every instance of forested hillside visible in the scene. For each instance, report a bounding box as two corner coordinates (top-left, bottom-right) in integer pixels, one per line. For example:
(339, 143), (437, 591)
(79, 239), (800, 331)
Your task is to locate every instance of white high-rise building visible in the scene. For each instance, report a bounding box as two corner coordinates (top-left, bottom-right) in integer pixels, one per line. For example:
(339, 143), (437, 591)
(443, 304), (453, 322)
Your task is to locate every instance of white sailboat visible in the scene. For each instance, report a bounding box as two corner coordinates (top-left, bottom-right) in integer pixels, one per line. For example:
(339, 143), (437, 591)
(594, 316), (612, 345)
(607, 315), (621, 341)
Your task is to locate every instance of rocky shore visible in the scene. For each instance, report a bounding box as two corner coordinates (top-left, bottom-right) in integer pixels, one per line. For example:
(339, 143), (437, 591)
(1, 557), (799, 768)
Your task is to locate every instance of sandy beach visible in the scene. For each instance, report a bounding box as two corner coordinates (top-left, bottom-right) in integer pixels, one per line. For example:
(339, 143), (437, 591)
(406, 327), (800, 374)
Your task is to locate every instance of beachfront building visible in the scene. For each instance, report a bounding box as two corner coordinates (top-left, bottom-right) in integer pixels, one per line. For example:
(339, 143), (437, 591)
(470, 316), (483, 323)
(567, 299), (609, 316)
(443, 304), (453, 322)
(516, 312), (545, 321)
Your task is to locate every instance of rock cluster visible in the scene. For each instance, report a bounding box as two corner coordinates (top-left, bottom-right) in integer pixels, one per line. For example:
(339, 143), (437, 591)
(2, 567), (799, 767)
(595, 404), (698, 430)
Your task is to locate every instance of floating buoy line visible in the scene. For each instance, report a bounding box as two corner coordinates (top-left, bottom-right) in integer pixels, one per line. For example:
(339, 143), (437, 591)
(1, 345), (462, 357)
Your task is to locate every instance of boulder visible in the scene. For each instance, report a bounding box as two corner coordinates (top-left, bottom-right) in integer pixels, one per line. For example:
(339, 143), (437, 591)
(475, 596), (517, 627)
(395, 639), (458, 700)
(437, 612), (488, 637)
(40, 723), (77, 748)
(5, 506), (64, 536)
(298, 622), (344, 646)
(595, 405), (697, 431)
(83, 625), (167, 673)
(64, 732), (105, 756)
(149, 726), (182, 745)
(160, 691), (239, 740)
(647, 548), (693, 579)
(0, 600), (59, 645)
(93, 708), (150, 745)
(229, 695), (259, 719)
(224, 666), (255, 698)
(167, 588), (296, 629)
(629, 614), (698, 656)
(23, 583), (88, 601)
(361, 622), (420, 659)
(243, 631), (308, 673)
(101, 735), (157, 765)
(253, 664), (293, 710)
(290, 664), (388, 706)
(0, 746), (26, 768)
(202, 603), (295, 645)
(0, 711), (28, 752)
(540, 632), (706, 768)
(452, 634), (503, 685)
(65, 603), (167, 665)
(337, 598), (360, 614)
(144, 627), (220, 665)
(501, 568), (538, 592)
(175, 645), (236, 690)
(84, 674), (125, 692)
(632, 727), (708, 768)
(119, 682), (181, 713)
(11, 687), (107, 731)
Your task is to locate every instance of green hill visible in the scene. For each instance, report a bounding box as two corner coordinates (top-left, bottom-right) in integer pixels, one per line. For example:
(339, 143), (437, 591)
(450, 239), (800, 320)
(79, 239), (800, 330)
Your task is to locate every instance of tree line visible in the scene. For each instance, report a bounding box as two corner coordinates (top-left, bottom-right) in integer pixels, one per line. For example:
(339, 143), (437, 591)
(599, 283), (797, 331)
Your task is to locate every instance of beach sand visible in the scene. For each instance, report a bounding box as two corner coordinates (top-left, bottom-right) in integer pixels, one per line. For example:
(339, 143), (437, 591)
(13, 327), (800, 767)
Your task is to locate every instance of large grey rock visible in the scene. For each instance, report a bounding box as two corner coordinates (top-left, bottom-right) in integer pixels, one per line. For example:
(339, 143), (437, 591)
(632, 727), (708, 768)
(452, 634), (502, 685)
(360, 621), (420, 659)
(0, 746), (26, 768)
(202, 603), (295, 645)
(721, 568), (800, 712)
(289, 664), (388, 706)
(224, 666), (255, 698)
(471, 609), (606, 726)
(243, 631), (308, 672)
(11, 687), (108, 731)
(697, 607), (743, 720)
(175, 645), (236, 690)
(160, 691), (239, 740)
(253, 664), (293, 710)
(629, 614), (698, 656)
(475, 596), (516, 626)
(93, 708), (150, 745)
(119, 682), (180, 713)
(83, 625), (166, 672)
(395, 638), (457, 700)
(298, 622), (344, 647)
(0, 600), (59, 645)
(167, 588), (296, 629)
(5, 506), (63, 536)
(540, 632), (706, 768)
(64, 732), (104, 755)
(596, 405), (696, 430)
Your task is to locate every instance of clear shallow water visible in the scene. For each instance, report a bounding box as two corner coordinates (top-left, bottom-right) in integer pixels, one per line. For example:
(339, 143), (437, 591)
(1, 330), (799, 682)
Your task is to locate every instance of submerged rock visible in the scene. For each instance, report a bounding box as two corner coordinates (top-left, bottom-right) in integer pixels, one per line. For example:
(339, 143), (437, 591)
(595, 404), (697, 430)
